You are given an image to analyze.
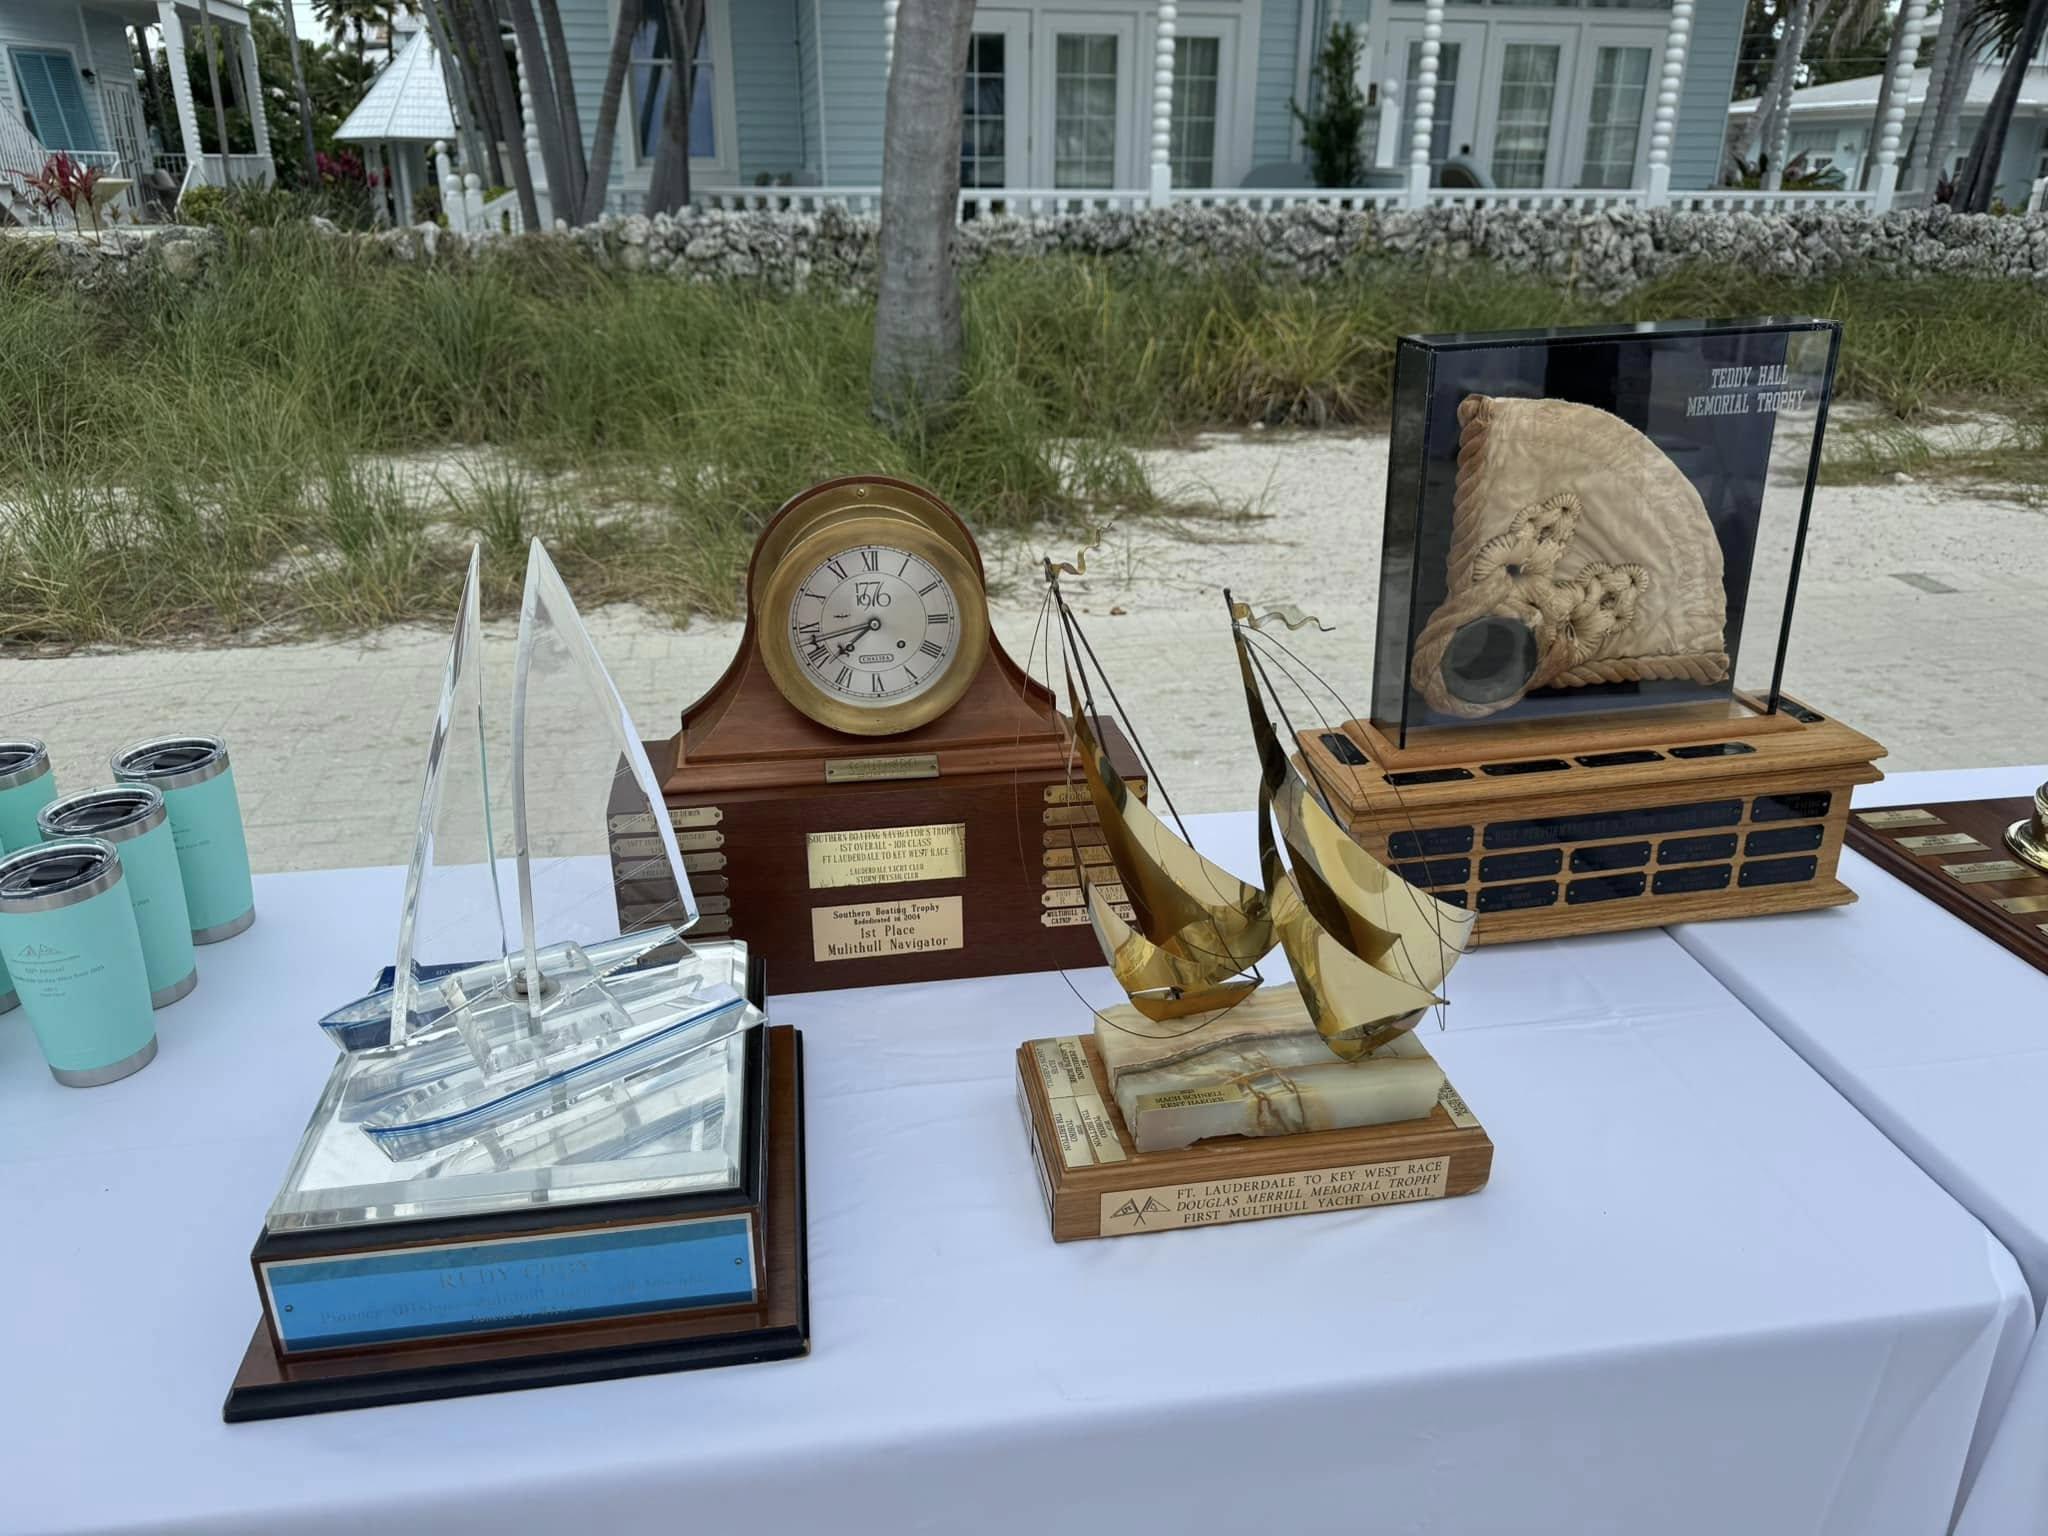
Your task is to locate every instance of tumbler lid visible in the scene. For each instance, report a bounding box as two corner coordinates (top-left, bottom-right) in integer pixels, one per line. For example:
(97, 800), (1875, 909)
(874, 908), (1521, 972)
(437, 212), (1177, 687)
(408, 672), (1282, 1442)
(38, 785), (166, 845)
(0, 839), (122, 913)
(0, 739), (51, 793)
(112, 735), (229, 791)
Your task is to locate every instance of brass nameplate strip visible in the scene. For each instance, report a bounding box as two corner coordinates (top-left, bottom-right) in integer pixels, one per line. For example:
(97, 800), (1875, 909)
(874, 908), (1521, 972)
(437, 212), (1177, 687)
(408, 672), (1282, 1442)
(681, 852), (726, 874)
(812, 895), (963, 962)
(688, 915), (734, 936)
(1042, 883), (1126, 909)
(617, 853), (727, 881)
(1031, 1037), (1126, 1169)
(1042, 805), (1103, 828)
(1438, 1080), (1480, 1129)
(1899, 833), (1988, 853)
(1857, 808), (1942, 829)
(1099, 1156), (1450, 1234)
(611, 830), (724, 857)
(1995, 894), (2048, 915)
(1943, 859), (2040, 884)
(1042, 903), (1134, 928)
(610, 806), (722, 834)
(806, 823), (966, 890)
(824, 754), (940, 784)
(696, 894), (732, 916)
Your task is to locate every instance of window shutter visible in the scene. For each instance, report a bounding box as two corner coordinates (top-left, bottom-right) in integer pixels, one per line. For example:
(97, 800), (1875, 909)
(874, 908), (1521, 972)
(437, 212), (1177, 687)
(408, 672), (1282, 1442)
(9, 51), (102, 153)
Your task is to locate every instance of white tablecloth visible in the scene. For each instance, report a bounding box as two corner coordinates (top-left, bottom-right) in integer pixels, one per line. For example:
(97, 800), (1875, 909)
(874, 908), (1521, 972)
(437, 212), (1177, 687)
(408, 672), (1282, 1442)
(1675, 765), (2048, 1536)
(0, 813), (2031, 1536)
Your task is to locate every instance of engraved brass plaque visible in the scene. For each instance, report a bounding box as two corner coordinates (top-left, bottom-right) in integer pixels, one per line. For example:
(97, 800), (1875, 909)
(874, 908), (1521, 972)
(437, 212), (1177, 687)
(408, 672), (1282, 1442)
(1030, 1036), (1126, 1169)
(805, 823), (966, 891)
(609, 805), (722, 835)
(1099, 1156), (1450, 1234)
(1943, 859), (2041, 884)
(611, 829), (723, 857)
(1438, 1080), (1480, 1129)
(824, 754), (940, 784)
(1856, 808), (1942, 829)
(1995, 894), (2048, 915)
(811, 895), (963, 962)
(1899, 832), (1988, 853)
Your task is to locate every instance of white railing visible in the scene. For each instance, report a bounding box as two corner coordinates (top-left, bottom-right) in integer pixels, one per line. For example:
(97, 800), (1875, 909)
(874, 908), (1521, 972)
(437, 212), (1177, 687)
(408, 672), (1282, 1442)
(179, 152), (278, 193)
(682, 183), (1885, 223)
(1669, 188), (1877, 214)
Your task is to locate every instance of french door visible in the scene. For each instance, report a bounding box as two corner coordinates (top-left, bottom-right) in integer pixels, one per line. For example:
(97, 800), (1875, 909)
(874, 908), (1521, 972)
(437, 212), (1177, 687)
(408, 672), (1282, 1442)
(1482, 29), (1573, 188)
(961, 10), (1029, 193)
(1033, 12), (1139, 190)
(1383, 19), (1486, 170)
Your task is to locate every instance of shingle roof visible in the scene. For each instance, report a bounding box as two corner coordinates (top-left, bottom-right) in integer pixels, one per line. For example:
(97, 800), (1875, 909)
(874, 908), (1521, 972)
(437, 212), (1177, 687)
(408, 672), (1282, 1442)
(334, 28), (456, 145)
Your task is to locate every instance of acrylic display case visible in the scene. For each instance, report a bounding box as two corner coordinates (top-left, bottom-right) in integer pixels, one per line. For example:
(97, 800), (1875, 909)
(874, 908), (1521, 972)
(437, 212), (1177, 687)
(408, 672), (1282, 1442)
(1308, 319), (1887, 943)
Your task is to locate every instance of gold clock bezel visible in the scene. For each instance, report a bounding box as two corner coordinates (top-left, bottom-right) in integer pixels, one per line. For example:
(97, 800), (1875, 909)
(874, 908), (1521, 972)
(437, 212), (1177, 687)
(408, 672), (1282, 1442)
(757, 508), (991, 737)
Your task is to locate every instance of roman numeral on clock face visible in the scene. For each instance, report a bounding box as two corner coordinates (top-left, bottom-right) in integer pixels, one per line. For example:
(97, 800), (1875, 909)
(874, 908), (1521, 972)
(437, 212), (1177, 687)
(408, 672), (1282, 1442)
(919, 638), (944, 659)
(860, 549), (880, 572)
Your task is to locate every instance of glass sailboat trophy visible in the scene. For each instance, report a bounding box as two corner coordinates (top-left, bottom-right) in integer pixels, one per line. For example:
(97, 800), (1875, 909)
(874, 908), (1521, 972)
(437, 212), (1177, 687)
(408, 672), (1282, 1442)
(227, 542), (809, 1420)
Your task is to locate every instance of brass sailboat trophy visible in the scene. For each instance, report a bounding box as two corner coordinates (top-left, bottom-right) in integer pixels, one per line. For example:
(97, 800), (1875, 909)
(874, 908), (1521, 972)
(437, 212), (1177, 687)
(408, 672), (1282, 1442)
(1015, 565), (1495, 1241)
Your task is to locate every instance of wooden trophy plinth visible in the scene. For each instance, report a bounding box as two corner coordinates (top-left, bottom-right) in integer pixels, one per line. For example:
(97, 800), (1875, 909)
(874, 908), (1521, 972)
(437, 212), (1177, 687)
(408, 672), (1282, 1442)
(1016, 1033), (1493, 1242)
(224, 1012), (809, 1421)
(1846, 793), (2048, 976)
(1301, 695), (1885, 944)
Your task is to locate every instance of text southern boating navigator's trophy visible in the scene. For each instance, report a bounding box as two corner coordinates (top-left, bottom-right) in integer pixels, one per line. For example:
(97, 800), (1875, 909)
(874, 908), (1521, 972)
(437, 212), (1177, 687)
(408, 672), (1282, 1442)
(1016, 572), (1494, 1241)
(225, 544), (807, 1422)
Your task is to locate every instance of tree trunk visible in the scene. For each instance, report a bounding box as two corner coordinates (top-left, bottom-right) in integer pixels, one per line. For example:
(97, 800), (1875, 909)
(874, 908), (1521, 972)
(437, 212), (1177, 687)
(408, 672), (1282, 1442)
(132, 27), (170, 151)
(537, 0), (590, 215)
(1762, 0), (1826, 186)
(442, 0), (509, 190)
(1858, 9), (1912, 189)
(870, 0), (976, 428)
(1731, 2), (1801, 168)
(1953, 0), (2048, 210)
(193, 0), (236, 184)
(1922, 0), (1977, 194)
(1903, 0), (1966, 191)
(581, 1), (641, 223)
(645, 0), (705, 215)
(459, 0), (539, 230)
(503, 0), (575, 223)
(277, 0), (321, 181)
(419, 0), (490, 183)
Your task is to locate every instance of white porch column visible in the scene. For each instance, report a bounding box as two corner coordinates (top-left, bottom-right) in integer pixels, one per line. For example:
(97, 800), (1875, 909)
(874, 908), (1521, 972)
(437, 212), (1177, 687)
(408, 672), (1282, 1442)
(156, 2), (205, 177)
(1644, 0), (1694, 207)
(1406, 0), (1444, 208)
(236, 23), (271, 171)
(1375, 77), (1401, 171)
(882, 0), (898, 73)
(513, 38), (551, 225)
(1868, 0), (1928, 212)
(1150, 2), (1178, 204)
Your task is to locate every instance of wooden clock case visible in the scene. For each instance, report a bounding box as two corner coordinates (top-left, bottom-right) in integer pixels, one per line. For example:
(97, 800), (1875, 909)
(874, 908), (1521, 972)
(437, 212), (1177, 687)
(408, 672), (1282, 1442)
(611, 476), (1140, 995)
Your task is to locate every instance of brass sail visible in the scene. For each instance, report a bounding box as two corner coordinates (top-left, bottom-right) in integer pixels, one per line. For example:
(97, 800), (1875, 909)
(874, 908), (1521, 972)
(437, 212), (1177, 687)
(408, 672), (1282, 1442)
(1065, 667), (1272, 1019)
(1234, 616), (1466, 1058)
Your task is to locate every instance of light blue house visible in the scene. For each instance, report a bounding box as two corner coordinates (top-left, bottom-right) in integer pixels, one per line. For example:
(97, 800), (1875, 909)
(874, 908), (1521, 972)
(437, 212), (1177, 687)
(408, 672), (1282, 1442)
(526, 0), (1747, 210)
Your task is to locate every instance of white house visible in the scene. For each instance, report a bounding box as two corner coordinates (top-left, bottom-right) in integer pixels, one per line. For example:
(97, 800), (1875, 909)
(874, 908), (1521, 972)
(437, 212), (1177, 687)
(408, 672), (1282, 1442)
(1, 0), (276, 224)
(1728, 61), (2048, 208)
(386, 0), (1905, 232)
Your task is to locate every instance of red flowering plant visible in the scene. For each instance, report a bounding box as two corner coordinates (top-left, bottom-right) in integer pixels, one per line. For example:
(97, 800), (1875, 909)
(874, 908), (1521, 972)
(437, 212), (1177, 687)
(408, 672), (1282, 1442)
(4, 151), (106, 235)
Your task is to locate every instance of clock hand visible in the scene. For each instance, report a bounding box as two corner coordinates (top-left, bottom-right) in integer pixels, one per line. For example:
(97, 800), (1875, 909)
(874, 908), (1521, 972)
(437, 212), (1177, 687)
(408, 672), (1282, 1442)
(811, 618), (878, 645)
(835, 618), (883, 655)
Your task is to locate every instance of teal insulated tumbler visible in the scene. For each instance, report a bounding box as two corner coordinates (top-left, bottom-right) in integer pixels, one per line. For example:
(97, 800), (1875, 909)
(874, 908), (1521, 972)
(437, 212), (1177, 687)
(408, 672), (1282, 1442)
(0, 738), (57, 1016)
(0, 839), (157, 1087)
(40, 786), (198, 1009)
(112, 736), (255, 945)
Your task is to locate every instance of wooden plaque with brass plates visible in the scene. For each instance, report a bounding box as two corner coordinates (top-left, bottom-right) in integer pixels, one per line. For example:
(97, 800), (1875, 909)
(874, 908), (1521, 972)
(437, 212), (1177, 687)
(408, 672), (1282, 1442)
(613, 475), (1141, 995)
(1844, 783), (2048, 976)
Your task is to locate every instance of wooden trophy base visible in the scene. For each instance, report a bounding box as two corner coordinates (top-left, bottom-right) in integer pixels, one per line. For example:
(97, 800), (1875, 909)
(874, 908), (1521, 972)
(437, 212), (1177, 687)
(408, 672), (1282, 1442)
(223, 1026), (809, 1422)
(1301, 694), (1885, 944)
(1016, 1033), (1493, 1242)
(1847, 796), (2048, 976)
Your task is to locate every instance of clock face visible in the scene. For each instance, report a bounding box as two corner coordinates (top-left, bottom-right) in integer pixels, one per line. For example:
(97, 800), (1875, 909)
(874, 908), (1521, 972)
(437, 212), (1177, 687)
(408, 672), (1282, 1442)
(785, 544), (961, 709)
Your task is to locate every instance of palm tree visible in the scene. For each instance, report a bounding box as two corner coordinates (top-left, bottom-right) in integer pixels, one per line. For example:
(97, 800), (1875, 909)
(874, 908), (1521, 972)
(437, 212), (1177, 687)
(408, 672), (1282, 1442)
(313, 0), (392, 67)
(1904, 0), (1977, 192)
(194, 0), (236, 185)
(870, 0), (977, 427)
(645, 0), (706, 215)
(259, 0), (321, 179)
(1952, 0), (2048, 209)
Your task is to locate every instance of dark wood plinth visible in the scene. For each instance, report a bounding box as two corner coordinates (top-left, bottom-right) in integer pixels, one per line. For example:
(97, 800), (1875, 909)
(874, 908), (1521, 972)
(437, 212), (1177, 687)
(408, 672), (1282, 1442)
(223, 1026), (809, 1422)
(1847, 796), (2048, 976)
(1307, 695), (1885, 943)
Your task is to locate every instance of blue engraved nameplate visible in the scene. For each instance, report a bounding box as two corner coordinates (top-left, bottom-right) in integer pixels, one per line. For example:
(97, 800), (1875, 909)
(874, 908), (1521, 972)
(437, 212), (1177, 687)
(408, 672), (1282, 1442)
(260, 1214), (757, 1353)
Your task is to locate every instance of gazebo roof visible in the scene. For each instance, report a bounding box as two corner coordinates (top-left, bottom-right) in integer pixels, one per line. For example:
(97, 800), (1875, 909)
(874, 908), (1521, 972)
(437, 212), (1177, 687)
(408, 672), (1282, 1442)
(334, 29), (455, 145)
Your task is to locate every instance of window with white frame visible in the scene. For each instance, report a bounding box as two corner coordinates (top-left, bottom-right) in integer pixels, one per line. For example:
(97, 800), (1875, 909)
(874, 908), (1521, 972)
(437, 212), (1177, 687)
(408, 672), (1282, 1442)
(1490, 42), (1560, 186)
(629, 1), (717, 162)
(1171, 35), (1222, 187)
(1579, 44), (1649, 187)
(960, 32), (1009, 188)
(1053, 33), (1120, 188)
(10, 48), (101, 152)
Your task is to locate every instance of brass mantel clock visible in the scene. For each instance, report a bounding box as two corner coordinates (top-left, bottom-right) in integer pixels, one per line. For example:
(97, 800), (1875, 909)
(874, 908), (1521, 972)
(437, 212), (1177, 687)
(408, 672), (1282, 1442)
(609, 476), (1142, 995)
